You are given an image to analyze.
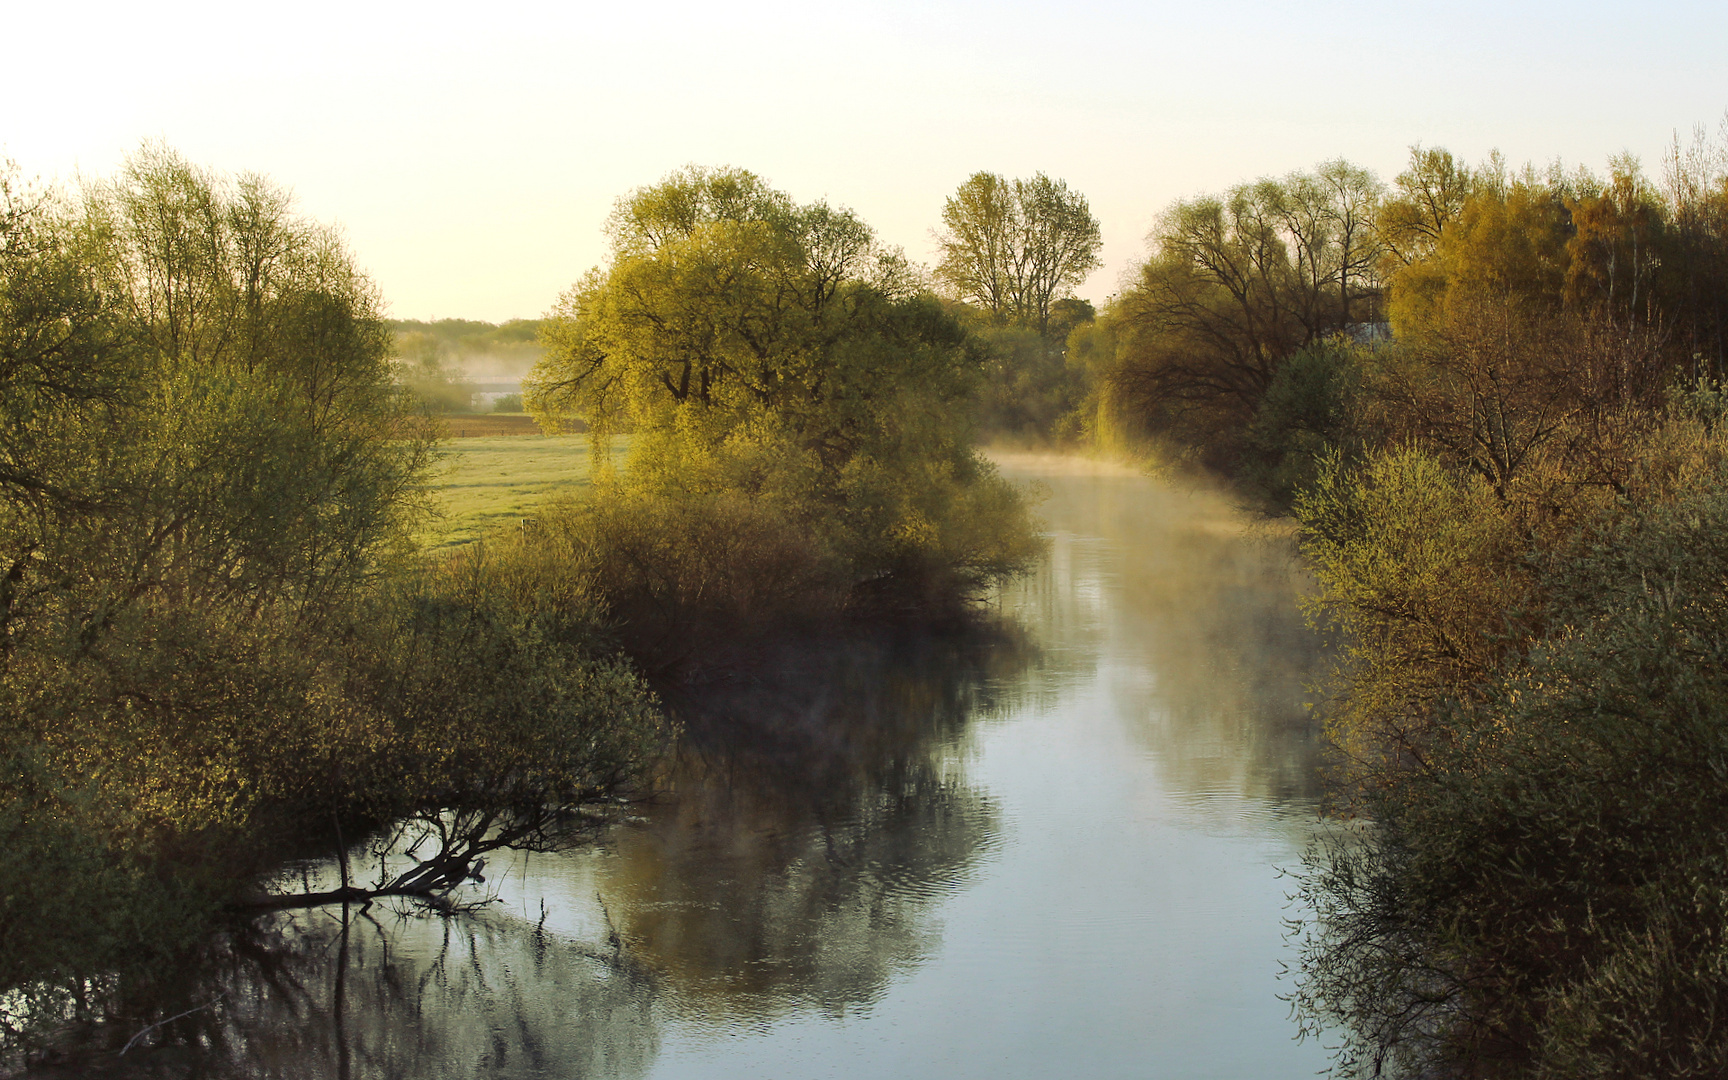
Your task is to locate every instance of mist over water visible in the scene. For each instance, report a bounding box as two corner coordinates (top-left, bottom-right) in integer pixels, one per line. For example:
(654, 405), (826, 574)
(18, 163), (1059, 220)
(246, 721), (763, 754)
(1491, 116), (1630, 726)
(75, 455), (1329, 1079)
(1002, 453), (1323, 807)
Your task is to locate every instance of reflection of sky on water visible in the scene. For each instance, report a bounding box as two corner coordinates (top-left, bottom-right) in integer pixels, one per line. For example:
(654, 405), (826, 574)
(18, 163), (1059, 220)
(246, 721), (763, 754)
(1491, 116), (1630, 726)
(80, 905), (661, 1080)
(623, 456), (1330, 1079)
(70, 455), (1330, 1079)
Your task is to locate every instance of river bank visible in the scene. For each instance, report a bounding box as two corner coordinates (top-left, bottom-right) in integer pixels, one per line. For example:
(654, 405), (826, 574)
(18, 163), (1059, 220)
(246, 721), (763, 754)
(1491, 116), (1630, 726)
(15, 455), (1333, 1079)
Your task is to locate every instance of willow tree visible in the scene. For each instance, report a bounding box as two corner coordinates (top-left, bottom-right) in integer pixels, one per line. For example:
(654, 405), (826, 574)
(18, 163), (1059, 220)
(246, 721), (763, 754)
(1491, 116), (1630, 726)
(529, 167), (1038, 623)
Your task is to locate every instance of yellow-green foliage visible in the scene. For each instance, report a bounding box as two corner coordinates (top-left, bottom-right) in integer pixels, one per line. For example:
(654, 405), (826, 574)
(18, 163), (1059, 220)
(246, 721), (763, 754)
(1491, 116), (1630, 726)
(934, 172), (1102, 337)
(0, 538), (670, 1014)
(0, 742), (216, 1044)
(1290, 356), (1728, 1072)
(1295, 475), (1728, 1078)
(1386, 167), (1572, 338)
(1089, 136), (1728, 482)
(348, 544), (670, 819)
(514, 444), (1043, 669)
(528, 166), (1042, 621)
(1296, 407), (1728, 783)
(1298, 447), (1534, 774)
(426, 434), (623, 548)
(1378, 140), (1728, 382)
(0, 150), (671, 1038)
(0, 151), (435, 980)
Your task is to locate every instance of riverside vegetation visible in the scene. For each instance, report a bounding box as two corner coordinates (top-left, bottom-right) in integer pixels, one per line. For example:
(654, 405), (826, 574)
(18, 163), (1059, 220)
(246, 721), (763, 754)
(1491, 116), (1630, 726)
(0, 147), (674, 1058)
(525, 166), (1044, 663)
(12, 118), (1728, 1078)
(1059, 126), (1728, 1077)
(0, 151), (1039, 1061)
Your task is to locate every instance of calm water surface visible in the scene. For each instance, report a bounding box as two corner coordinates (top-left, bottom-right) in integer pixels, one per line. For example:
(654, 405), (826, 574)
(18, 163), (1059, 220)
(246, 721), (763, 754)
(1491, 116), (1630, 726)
(150, 456), (1331, 1079)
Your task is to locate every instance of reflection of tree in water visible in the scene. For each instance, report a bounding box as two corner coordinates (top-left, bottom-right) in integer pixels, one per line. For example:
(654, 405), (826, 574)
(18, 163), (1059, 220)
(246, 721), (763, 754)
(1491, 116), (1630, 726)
(996, 459), (1325, 807)
(598, 623), (1030, 1023)
(21, 621), (1029, 1076)
(1112, 504), (1323, 806)
(27, 907), (658, 1079)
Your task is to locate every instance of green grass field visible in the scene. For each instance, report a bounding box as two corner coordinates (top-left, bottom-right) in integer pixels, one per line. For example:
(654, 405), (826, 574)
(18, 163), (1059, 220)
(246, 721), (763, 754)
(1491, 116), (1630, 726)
(422, 432), (625, 549)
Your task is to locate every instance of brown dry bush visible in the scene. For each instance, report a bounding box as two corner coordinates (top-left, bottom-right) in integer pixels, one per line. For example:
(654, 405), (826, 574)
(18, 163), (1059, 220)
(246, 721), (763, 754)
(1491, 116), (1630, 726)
(515, 490), (844, 671)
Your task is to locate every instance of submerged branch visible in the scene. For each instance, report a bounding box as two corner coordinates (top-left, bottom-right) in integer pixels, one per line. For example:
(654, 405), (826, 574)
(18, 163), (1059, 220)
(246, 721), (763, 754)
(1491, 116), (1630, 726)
(237, 803), (621, 914)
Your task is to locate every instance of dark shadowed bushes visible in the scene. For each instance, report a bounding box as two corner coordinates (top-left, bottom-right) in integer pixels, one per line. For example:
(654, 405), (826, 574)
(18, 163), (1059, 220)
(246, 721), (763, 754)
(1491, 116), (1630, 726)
(1293, 449), (1728, 1077)
(511, 458), (1042, 672)
(532, 490), (841, 669)
(1243, 339), (1371, 512)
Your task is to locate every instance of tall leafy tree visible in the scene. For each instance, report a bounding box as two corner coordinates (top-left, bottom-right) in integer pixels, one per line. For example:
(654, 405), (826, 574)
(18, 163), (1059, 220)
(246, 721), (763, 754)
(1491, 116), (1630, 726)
(0, 147), (428, 1007)
(935, 171), (1102, 336)
(529, 166), (1039, 609)
(1376, 145), (1475, 270)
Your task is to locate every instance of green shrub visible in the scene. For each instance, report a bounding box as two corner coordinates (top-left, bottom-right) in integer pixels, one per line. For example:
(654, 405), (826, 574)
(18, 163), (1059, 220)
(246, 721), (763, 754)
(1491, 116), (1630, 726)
(1244, 339), (1369, 512)
(1295, 446), (1536, 777)
(0, 150), (673, 1050)
(1295, 481), (1728, 1077)
(365, 536), (672, 815)
(519, 490), (842, 669)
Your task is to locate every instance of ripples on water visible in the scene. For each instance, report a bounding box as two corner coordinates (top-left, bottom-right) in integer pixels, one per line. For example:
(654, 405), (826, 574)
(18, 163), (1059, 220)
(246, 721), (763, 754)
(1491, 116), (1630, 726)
(50, 455), (1334, 1079)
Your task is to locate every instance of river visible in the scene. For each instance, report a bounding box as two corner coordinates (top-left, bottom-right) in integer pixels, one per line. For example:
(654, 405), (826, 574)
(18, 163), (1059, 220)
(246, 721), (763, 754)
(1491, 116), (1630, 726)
(99, 454), (1332, 1079)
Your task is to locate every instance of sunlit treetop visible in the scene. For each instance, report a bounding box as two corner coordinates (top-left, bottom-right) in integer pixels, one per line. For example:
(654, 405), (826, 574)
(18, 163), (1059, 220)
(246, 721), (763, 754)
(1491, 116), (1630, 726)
(529, 166), (973, 486)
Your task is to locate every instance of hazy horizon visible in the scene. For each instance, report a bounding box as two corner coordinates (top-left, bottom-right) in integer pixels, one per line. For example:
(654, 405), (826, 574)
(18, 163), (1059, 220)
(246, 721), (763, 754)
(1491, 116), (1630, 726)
(8, 0), (1723, 323)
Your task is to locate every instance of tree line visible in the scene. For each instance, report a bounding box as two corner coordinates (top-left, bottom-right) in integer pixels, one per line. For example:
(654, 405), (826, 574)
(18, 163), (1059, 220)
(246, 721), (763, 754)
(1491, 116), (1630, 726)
(392, 316), (544, 414)
(1059, 122), (1728, 1076)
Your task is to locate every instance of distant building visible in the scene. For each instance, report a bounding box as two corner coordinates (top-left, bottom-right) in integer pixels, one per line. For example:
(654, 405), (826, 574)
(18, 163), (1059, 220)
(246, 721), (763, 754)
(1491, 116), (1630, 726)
(1345, 322), (1392, 345)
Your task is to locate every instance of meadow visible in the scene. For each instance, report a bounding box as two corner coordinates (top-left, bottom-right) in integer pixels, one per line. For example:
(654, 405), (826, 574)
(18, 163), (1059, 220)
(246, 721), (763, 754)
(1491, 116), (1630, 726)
(424, 421), (623, 548)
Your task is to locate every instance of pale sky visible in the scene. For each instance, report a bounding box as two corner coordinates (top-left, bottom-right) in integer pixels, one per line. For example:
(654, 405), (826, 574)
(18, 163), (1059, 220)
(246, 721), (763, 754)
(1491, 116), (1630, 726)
(6, 0), (1724, 323)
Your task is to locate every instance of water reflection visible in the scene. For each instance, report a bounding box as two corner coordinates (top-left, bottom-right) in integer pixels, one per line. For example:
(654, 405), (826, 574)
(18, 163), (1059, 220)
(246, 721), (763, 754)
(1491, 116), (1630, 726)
(34, 624), (1030, 1077)
(29, 907), (658, 1080)
(30, 457), (1332, 1079)
(247, 911), (659, 1080)
(593, 626), (1031, 1024)
(994, 453), (1323, 809)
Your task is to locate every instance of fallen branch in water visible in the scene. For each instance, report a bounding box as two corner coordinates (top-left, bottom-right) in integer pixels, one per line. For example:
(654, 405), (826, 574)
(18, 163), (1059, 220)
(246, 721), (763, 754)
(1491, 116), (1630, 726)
(119, 994), (225, 1055)
(235, 803), (616, 914)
